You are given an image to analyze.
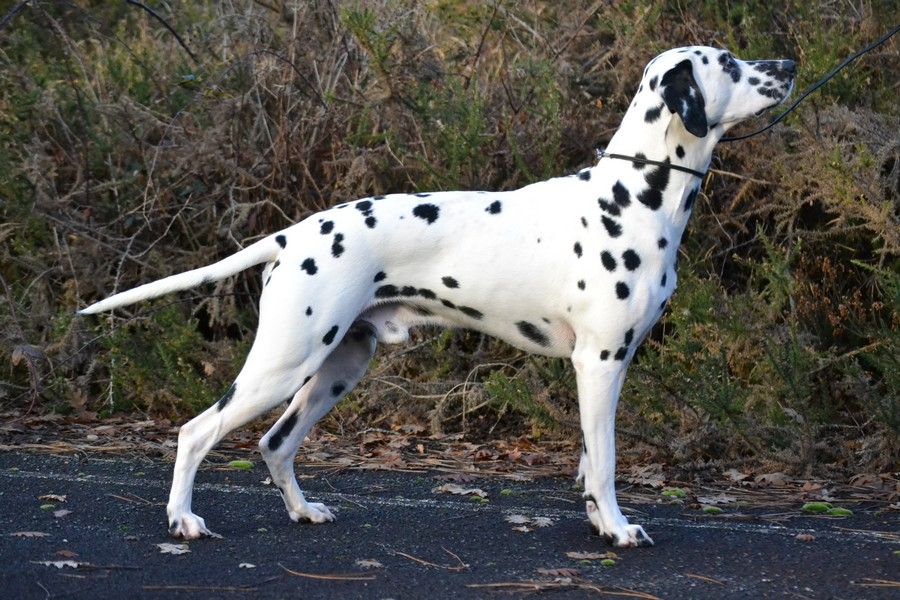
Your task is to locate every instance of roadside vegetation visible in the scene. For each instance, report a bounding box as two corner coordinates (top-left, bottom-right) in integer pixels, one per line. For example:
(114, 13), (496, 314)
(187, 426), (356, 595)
(1, 1), (897, 475)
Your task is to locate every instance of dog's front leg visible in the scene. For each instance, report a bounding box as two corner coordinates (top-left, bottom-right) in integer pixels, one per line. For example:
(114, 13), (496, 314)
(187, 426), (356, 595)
(573, 347), (653, 547)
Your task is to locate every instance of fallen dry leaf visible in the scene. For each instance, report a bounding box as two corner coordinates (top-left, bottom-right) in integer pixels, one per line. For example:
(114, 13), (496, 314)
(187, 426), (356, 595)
(355, 558), (384, 569)
(566, 551), (617, 561)
(848, 473), (886, 489)
(157, 543), (190, 555)
(433, 473), (478, 483)
(696, 493), (738, 506)
(520, 453), (548, 466)
(53, 509), (73, 519)
(505, 514), (529, 525)
(38, 494), (66, 503)
(512, 525), (532, 533)
(531, 517), (554, 528)
(55, 549), (79, 559)
(432, 483), (487, 498)
(723, 468), (750, 482)
(538, 567), (580, 577)
(755, 472), (789, 486)
(238, 563), (256, 569)
(626, 464), (666, 488)
(11, 531), (50, 538)
(795, 533), (815, 543)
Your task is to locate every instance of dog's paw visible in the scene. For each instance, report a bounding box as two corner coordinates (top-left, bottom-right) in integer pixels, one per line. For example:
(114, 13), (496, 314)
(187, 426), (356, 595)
(289, 502), (335, 524)
(592, 522), (654, 548)
(168, 513), (213, 540)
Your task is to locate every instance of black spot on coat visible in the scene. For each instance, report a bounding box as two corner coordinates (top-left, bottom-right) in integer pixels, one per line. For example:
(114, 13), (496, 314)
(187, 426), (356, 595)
(413, 203), (440, 224)
(442, 276), (459, 288)
(601, 216), (622, 237)
(375, 284), (399, 298)
(578, 169), (591, 181)
(644, 102), (665, 123)
(374, 271), (387, 282)
(612, 181), (630, 207)
(301, 258), (318, 275)
(601, 251), (617, 271)
(320, 221), (334, 235)
(516, 321), (549, 347)
(684, 187), (698, 211)
(216, 383), (236, 412)
(268, 412), (298, 451)
(658, 237), (668, 249)
(598, 199), (621, 216)
(573, 242), (583, 258)
(622, 250), (641, 270)
(458, 306), (483, 320)
(306, 306), (313, 316)
(616, 282), (630, 299)
(636, 161), (670, 210)
(365, 216), (377, 228)
(322, 325), (339, 345)
(276, 234), (286, 248)
(331, 233), (345, 257)
(486, 201), (502, 214)
(331, 382), (346, 397)
(578, 280), (586, 290)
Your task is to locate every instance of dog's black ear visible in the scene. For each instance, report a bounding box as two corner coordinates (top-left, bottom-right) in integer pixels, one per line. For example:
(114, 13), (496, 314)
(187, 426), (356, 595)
(660, 59), (708, 138)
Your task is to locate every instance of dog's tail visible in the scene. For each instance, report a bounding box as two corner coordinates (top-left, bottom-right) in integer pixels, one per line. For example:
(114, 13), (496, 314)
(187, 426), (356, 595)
(77, 234), (284, 315)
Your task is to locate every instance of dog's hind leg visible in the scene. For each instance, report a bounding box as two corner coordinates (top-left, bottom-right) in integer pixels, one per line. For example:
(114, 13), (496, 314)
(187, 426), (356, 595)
(259, 321), (377, 524)
(572, 344), (653, 548)
(165, 308), (349, 539)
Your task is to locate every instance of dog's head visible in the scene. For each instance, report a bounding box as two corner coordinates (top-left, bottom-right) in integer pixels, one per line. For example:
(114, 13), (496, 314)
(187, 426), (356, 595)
(639, 46), (796, 138)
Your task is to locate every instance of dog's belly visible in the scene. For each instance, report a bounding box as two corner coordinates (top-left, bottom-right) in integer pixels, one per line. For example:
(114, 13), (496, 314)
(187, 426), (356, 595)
(359, 301), (576, 357)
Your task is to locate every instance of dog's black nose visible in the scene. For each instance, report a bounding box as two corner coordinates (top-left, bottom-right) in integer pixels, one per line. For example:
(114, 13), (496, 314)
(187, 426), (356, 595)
(782, 60), (797, 75)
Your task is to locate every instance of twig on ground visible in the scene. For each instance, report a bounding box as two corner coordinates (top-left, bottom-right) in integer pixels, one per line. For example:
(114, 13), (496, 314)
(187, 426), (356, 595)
(278, 564), (375, 581)
(143, 584), (258, 592)
(685, 572), (725, 585)
(393, 547), (469, 571)
(466, 581), (662, 598)
(854, 578), (900, 588)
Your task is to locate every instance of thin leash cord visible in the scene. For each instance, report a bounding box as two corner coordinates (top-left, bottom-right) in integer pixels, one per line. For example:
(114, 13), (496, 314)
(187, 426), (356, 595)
(721, 23), (900, 142)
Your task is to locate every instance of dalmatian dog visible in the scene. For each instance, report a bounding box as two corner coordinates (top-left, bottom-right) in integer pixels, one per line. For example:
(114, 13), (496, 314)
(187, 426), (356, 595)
(79, 46), (795, 547)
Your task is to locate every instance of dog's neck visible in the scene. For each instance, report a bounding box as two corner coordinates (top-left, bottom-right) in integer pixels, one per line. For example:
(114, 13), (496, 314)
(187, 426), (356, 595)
(601, 101), (720, 239)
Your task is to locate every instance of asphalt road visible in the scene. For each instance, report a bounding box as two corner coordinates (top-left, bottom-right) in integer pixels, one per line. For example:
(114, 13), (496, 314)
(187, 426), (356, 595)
(0, 452), (896, 599)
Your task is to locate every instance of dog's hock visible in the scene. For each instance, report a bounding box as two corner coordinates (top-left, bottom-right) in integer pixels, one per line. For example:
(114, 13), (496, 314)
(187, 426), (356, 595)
(660, 59), (709, 138)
